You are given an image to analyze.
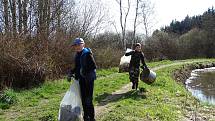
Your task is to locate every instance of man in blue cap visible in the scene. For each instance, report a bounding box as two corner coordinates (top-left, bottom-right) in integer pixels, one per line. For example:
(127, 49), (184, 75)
(68, 38), (97, 121)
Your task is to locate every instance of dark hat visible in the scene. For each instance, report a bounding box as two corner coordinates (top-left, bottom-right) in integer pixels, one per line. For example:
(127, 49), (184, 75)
(71, 38), (85, 46)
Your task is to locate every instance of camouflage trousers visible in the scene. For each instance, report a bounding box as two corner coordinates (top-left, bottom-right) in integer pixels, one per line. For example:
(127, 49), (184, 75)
(129, 67), (140, 82)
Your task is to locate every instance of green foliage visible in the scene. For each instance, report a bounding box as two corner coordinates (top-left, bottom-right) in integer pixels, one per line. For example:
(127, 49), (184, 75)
(39, 114), (55, 121)
(153, 7), (215, 60)
(0, 89), (17, 110)
(178, 28), (207, 58)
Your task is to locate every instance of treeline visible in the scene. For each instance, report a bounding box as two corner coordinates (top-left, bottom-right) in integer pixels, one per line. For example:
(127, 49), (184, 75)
(144, 7), (215, 60)
(161, 7), (215, 35)
(0, 0), (111, 89)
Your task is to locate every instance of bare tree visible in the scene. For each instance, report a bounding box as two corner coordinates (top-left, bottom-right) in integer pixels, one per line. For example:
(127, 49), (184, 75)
(3, 0), (9, 33)
(22, 0), (29, 35)
(133, 0), (140, 45)
(9, 0), (17, 36)
(139, 0), (154, 38)
(1, 0), (107, 39)
(0, 0), (4, 33)
(79, 0), (107, 38)
(116, 0), (130, 50)
(18, 0), (22, 34)
(62, 0), (108, 39)
(60, 0), (78, 36)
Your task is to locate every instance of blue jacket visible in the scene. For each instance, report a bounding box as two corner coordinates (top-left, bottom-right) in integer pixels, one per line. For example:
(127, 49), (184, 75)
(72, 48), (96, 81)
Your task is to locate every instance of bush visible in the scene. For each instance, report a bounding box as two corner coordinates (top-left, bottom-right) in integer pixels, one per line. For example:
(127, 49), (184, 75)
(0, 38), (46, 89)
(0, 30), (80, 89)
(94, 47), (123, 68)
(0, 89), (17, 109)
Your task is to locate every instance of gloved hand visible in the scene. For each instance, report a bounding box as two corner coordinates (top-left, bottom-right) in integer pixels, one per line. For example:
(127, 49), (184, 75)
(67, 69), (74, 82)
(67, 76), (71, 82)
(67, 74), (75, 82)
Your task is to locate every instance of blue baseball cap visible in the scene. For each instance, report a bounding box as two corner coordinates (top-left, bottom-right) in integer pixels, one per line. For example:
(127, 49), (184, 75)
(71, 38), (85, 46)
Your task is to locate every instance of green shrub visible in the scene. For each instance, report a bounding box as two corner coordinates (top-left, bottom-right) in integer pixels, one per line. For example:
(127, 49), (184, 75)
(0, 89), (17, 109)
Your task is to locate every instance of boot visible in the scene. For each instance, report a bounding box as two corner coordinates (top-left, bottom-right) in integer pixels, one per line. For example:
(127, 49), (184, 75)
(132, 83), (135, 89)
(135, 82), (138, 90)
(132, 81), (135, 89)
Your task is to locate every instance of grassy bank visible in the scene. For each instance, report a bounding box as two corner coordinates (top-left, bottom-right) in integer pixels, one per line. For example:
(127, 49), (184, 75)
(1, 59), (215, 120)
(0, 67), (128, 120)
(98, 59), (215, 121)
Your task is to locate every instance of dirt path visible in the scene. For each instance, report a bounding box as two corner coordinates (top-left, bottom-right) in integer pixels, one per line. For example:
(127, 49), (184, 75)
(95, 62), (181, 118)
(95, 60), (209, 119)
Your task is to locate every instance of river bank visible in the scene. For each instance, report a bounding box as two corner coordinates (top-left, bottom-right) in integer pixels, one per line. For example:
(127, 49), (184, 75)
(173, 62), (215, 121)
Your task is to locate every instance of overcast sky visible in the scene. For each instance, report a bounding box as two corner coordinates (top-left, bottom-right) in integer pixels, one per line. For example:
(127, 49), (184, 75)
(102, 0), (215, 34)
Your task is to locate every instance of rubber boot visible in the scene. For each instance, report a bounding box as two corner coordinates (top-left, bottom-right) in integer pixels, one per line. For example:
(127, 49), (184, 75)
(135, 82), (138, 90)
(132, 81), (135, 89)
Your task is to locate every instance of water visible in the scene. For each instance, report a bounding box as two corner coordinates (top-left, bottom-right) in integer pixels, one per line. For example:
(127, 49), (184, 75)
(185, 67), (215, 105)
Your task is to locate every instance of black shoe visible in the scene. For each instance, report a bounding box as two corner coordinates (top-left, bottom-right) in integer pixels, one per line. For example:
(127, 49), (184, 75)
(135, 83), (138, 90)
(132, 84), (135, 89)
(84, 117), (95, 121)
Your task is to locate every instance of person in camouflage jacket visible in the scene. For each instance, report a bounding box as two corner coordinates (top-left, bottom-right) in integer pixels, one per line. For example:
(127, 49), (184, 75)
(125, 43), (147, 90)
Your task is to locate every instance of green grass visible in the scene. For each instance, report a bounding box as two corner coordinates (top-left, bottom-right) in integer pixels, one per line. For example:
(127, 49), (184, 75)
(98, 65), (188, 121)
(0, 80), (69, 121)
(98, 60), (215, 121)
(1, 59), (215, 121)
(0, 67), (127, 121)
(147, 59), (173, 68)
(96, 67), (119, 77)
(94, 72), (128, 104)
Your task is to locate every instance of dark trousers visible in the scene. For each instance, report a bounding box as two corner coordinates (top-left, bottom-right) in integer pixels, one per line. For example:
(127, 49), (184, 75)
(129, 66), (140, 89)
(79, 76), (95, 121)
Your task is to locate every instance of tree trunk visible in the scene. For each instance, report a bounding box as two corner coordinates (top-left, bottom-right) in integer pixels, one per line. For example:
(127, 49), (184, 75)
(3, 0), (9, 33)
(37, 0), (43, 35)
(18, 0), (22, 34)
(46, 0), (51, 37)
(133, 0), (139, 46)
(22, 0), (28, 35)
(118, 0), (130, 50)
(119, 0), (124, 48)
(9, 0), (17, 36)
(56, 0), (62, 34)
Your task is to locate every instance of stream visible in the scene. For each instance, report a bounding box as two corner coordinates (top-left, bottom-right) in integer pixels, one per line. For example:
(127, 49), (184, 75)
(186, 67), (215, 105)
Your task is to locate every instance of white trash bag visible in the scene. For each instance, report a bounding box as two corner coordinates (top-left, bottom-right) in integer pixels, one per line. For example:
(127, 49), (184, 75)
(58, 80), (82, 121)
(119, 48), (132, 73)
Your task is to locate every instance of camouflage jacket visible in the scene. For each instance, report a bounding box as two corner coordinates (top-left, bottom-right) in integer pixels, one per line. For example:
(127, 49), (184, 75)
(125, 50), (146, 68)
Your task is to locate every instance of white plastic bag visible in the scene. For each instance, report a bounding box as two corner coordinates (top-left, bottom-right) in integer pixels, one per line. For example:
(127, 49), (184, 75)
(58, 80), (82, 121)
(119, 48), (132, 65)
(119, 48), (132, 72)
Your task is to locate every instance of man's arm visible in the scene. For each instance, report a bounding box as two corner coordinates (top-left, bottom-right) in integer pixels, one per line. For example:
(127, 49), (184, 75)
(81, 53), (96, 76)
(140, 52), (147, 68)
(125, 51), (133, 56)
